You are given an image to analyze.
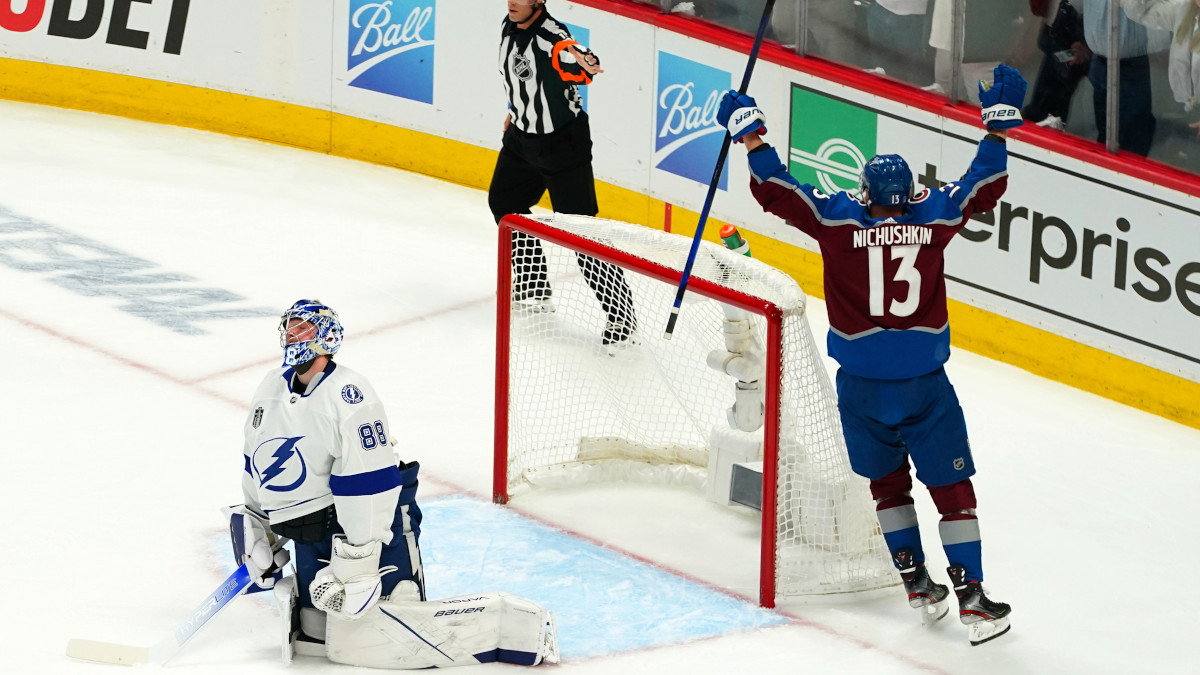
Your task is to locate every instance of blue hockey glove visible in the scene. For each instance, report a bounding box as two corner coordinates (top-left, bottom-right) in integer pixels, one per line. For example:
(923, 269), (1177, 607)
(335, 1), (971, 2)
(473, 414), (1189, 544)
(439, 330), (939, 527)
(979, 64), (1027, 130)
(717, 90), (767, 143)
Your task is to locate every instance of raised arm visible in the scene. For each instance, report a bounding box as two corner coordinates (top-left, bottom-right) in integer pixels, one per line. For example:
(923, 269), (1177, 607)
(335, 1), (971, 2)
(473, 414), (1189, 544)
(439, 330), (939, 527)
(945, 64), (1027, 216)
(718, 90), (831, 239)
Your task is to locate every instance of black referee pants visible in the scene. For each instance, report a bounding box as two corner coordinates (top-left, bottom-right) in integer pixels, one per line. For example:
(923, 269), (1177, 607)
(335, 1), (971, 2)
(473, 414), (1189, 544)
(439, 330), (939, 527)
(488, 114), (636, 331)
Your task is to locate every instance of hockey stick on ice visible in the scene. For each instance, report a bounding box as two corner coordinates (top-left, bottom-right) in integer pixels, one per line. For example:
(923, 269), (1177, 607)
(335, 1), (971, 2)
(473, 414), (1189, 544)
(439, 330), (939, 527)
(663, 0), (776, 340)
(66, 563), (255, 665)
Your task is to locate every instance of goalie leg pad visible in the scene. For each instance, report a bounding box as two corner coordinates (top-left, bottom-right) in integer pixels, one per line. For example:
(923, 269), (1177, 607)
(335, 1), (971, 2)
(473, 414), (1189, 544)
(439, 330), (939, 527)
(294, 607), (328, 658)
(274, 576), (299, 663)
(325, 592), (556, 669)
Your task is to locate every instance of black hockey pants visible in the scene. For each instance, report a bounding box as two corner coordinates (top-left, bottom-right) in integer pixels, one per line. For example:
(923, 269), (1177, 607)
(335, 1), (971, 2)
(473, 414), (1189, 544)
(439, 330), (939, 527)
(487, 114), (636, 329)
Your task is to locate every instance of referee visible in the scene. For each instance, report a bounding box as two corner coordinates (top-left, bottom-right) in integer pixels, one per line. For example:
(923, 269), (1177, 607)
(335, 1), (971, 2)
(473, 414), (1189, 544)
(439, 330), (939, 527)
(488, 0), (637, 346)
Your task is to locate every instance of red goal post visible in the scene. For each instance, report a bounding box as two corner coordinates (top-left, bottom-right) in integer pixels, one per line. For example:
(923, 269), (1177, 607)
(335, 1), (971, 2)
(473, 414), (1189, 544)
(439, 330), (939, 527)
(494, 213), (895, 607)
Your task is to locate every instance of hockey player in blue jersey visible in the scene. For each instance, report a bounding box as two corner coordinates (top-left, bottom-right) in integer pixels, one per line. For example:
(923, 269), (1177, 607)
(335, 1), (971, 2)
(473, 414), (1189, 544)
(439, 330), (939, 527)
(720, 64), (1027, 645)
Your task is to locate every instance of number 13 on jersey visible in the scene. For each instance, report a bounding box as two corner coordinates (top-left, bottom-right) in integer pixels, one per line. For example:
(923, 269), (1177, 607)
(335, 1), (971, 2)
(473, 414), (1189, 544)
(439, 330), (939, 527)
(867, 244), (922, 318)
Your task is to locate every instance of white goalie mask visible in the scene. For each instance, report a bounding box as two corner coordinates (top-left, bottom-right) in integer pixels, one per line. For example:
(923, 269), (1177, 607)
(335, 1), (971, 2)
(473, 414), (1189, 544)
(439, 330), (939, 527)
(278, 299), (343, 367)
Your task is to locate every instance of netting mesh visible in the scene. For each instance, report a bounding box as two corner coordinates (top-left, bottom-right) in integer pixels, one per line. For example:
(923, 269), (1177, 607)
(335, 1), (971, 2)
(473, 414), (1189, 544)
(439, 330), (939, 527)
(501, 213), (896, 597)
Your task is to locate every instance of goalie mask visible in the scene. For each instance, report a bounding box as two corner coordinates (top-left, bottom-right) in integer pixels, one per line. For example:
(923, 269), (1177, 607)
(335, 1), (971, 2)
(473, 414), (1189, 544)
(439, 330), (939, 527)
(279, 299), (343, 367)
(859, 154), (915, 207)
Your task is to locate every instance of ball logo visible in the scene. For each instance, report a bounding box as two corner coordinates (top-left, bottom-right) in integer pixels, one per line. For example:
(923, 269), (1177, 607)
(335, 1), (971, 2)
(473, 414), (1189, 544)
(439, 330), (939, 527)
(342, 384), (364, 404)
(654, 52), (730, 190)
(347, 0), (436, 104)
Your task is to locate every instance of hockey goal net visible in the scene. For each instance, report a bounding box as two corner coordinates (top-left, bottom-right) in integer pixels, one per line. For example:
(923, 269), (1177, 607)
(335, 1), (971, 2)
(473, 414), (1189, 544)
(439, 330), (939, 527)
(494, 213), (895, 606)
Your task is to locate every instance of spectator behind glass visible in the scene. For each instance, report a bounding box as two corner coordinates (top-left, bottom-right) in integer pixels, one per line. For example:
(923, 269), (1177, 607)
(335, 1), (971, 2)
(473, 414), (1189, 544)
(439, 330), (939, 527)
(770, 0), (870, 67)
(669, 0), (768, 35)
(865, 1), (936, 86)
(1024, 1), (1093, 129)
(928, 0), (1033, 103)
(1121, 0), (1200, 140)
(707, 0), (764, 33)
(1079, 0), (1172, 155)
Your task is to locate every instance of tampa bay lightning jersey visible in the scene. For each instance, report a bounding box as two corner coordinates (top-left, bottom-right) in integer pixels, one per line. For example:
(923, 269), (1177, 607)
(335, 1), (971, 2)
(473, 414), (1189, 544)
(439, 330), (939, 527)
(242, 360), (403, 546)
(747, 137), (1008, 379)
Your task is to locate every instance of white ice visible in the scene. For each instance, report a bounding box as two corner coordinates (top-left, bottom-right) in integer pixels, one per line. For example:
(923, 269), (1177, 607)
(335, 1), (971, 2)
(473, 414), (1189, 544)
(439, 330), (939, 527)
(3, 99), (1198, 674)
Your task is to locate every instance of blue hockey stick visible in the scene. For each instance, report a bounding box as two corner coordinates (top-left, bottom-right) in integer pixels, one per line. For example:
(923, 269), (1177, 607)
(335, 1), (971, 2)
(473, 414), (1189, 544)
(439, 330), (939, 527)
(67, 563), (255, 665)
(664, 0), (776, 339)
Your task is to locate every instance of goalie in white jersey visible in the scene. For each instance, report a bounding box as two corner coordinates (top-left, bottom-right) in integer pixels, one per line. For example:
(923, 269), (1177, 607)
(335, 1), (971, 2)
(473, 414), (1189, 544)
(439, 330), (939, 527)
(231, 299), (558, 668)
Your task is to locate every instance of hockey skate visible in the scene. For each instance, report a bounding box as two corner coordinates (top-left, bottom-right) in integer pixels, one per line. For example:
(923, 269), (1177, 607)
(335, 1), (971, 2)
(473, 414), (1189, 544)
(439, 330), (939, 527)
(602, 320), (640, 355)
(511, 289), (556, 314)
(893, 548), (950, 626)
(947, 564), (1012, 646)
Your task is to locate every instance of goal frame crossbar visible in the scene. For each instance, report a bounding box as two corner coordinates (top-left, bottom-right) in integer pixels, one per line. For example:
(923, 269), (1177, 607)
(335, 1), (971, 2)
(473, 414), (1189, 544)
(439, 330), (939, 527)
(494, 214), (786, 607)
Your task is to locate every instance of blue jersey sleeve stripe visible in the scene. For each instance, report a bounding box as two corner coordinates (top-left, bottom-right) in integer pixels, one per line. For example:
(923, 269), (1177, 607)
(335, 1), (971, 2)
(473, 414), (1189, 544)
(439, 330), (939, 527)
(243, 455), (252, 476)
(952, 139), (1008, 208)
(331, 465), (403, 497)
(747, 145), (800, 188)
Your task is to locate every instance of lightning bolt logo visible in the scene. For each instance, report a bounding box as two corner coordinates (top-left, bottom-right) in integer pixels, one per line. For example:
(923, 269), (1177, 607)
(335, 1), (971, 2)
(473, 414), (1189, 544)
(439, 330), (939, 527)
(254, 437), (308, 492)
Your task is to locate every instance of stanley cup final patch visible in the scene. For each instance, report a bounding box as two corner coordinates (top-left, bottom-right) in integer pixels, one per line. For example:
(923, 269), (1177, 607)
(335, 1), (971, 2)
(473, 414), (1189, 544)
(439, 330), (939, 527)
(252, 407), (264, 429)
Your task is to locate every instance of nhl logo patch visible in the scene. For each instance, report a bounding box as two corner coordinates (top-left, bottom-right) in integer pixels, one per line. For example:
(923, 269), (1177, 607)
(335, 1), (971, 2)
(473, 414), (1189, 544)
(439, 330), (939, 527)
(342, 384), (364, 404)
(252, 407), (264, 429)
(513, 54), (533, 81)
(953, 457), (965, 470)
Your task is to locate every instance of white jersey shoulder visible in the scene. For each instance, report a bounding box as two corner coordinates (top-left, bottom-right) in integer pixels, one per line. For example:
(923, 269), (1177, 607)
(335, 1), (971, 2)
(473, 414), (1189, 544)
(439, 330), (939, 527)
(242, 362), (395, 525)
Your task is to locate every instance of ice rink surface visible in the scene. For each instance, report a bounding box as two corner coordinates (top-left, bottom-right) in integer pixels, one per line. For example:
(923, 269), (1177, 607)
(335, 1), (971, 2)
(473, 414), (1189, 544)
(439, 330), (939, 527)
(3, 100), (1198, 674)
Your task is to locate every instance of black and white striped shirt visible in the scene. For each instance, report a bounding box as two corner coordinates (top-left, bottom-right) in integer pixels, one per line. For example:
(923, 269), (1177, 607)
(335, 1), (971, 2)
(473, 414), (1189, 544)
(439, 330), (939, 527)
(499, 11), (593, 135)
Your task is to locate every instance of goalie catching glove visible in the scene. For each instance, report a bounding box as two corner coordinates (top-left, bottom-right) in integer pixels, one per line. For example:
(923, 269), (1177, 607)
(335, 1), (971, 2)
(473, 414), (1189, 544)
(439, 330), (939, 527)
(227, 505), (291, 590)
(978, 63), (1027, 130)
(310, 536), (397, 620)
(717, 90), (767, 143)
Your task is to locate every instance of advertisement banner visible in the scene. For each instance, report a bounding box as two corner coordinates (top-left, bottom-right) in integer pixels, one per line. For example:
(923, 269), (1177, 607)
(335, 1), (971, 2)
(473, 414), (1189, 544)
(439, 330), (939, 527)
(2, 0), (1195, 414)
(346, 0), (436, 104)
(653, 51), (730, 190)
(787, 83), (1200, 382)
(788, 86), (876, 196)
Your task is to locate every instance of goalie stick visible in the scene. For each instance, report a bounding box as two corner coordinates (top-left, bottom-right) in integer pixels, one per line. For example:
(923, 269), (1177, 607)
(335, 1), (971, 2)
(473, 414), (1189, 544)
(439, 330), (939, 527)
(66, 563), (254, 666)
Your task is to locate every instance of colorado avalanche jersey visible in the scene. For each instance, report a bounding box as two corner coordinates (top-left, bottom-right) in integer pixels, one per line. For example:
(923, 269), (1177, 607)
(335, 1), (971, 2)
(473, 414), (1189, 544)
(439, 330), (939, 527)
(242, 361), (403, 546)
(747, 137), (1008, 379)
